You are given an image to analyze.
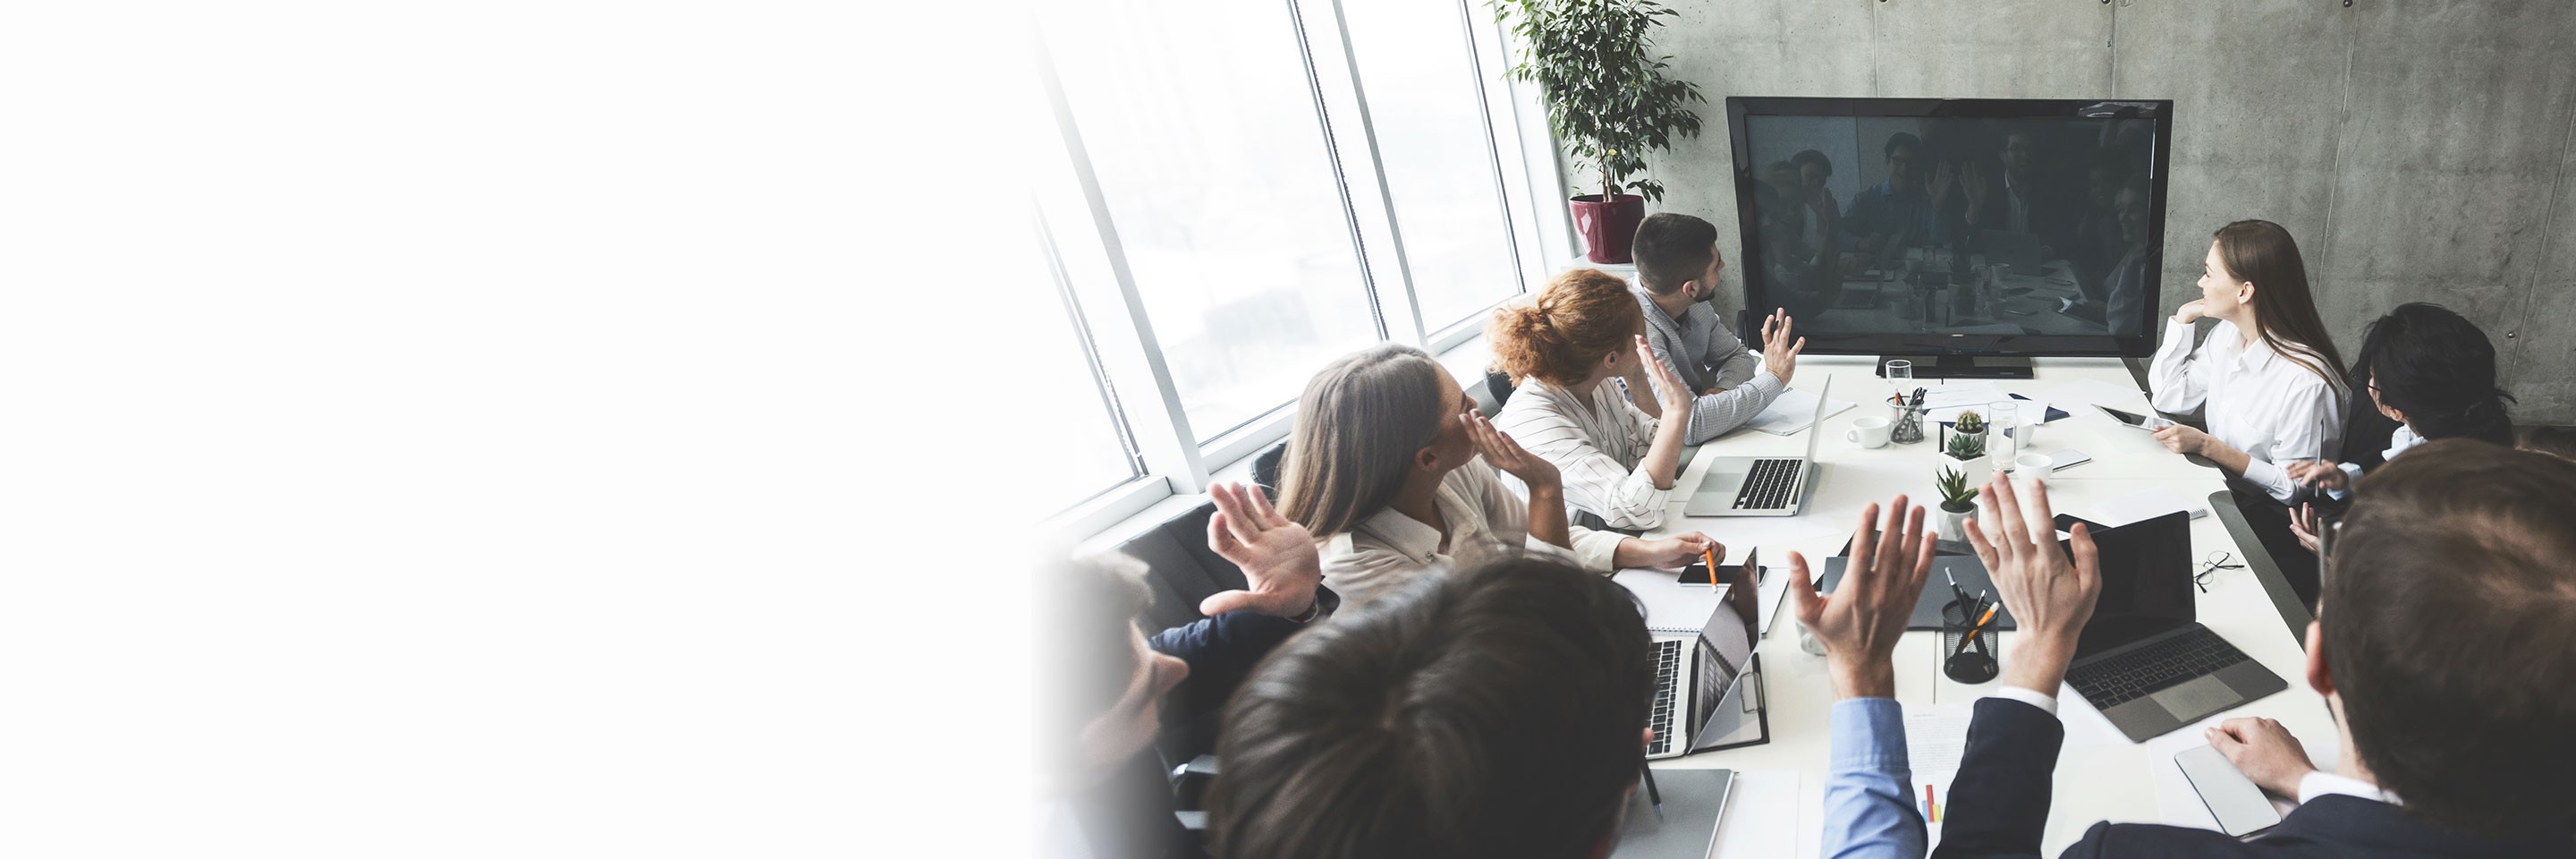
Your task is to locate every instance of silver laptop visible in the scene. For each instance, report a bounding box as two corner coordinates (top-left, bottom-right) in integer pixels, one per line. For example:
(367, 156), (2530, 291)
(1683, 376), (1828, 517)
(1646, 557), (1758, 760)
(2061, 512), (2287, 742)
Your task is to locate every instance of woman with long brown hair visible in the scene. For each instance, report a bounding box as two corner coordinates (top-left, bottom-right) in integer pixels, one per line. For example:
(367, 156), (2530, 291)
(2146, 219), (2348, 503)
(1275, 344), (1712, 608)
(1489, 268), (1697, 530)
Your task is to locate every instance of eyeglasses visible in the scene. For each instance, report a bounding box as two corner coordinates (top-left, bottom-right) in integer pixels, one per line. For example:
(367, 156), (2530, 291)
(2193, 551), (2246, 593)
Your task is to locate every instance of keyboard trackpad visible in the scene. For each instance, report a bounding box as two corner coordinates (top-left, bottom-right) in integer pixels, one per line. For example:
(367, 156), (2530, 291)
(2149, 676), (2239, 719)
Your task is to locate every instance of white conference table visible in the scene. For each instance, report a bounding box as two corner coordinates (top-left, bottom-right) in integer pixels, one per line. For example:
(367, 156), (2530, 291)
(1647, 354), (2336, 857)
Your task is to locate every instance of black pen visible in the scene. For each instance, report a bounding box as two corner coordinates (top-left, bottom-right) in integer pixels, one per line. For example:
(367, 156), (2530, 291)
(1640, 757), (1663, 821)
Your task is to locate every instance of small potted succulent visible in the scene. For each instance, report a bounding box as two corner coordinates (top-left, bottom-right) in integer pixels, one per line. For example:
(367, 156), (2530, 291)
(1934, 464), (1979, 542)
(1942, 410), (1989, 482)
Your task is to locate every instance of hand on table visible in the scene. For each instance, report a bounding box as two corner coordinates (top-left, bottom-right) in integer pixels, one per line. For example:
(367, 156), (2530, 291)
(1787, 497), (1936, 699)
(1963, 475), (2101, 693)
(2284, 460), (2349, 494)
(1199, 481), (1323, 618)
(2150, 422), (2211, 456)
(1620, 532), (1718, 571)
(2207, 716), (2318, 799)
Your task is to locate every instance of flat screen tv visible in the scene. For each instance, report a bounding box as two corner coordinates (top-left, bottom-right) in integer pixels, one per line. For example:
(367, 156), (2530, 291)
(1725, 98), (2174, 377)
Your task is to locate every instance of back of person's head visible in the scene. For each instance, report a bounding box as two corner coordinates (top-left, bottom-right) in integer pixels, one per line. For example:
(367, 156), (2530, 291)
(1884, 132), (1921, 160)
(2212, 219), (2345, 388)
(2353, 302), (2514, 445)
(1037, 550), (1155, 790)
(2327, 439), (2576, 839)
(1790, 149), (1833, 183)
(1208, 557), (1655, 859)
(1278, 344), (1448, 538)
(1631, 211), (1718, 295)
(2520, 425), (2576, 462)
(1490, 268), (1643, 387)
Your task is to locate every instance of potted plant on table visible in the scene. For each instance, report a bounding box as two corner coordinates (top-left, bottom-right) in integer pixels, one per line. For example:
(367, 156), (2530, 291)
(1942, 410), (1989, 483)
(1493, 0), (1704, 264)
(1934, 464), (1979, 542)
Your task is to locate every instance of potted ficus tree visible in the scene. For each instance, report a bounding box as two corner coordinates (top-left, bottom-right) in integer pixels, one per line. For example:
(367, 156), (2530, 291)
(1934, 464), (1979, 542)
(1494, 0), (1705, 264)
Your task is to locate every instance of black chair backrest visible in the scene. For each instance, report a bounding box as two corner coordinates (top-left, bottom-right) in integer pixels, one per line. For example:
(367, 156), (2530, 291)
(1250, 442), (1287, 498)
(1115, 502), (1250, 633)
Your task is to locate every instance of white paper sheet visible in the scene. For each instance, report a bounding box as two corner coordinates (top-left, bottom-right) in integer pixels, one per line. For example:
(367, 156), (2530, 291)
(1747, 387), (1856, 435)
(1612, 567), (1726, 635)
(1709, 770), (1803, 858)
(1918, 384), (2005, 411)
(2036, 378), (2146, 414)
(1903, 704), (1974, 773)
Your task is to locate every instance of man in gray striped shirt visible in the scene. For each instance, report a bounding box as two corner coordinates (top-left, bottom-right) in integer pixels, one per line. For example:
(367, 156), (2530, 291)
(1631, 212), (1806, 444)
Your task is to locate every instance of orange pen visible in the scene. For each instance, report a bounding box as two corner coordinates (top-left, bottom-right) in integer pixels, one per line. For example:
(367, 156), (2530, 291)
(1955, 603), (2001, 655)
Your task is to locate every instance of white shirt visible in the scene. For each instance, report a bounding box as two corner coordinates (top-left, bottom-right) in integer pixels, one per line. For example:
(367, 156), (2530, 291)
(1493, 376), (1669, 530)
(2003, 173), (2034, 234)
(2148, 319), (2346, 503)
(2326, 424), (2420, 501)
(1319, 460), (1624, 609)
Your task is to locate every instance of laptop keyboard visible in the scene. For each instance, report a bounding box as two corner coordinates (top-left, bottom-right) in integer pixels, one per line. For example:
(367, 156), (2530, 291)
(1648, 639), (1682, 755)
(1733, 458), (1803, 509)
(2066, 626), (2252, 708)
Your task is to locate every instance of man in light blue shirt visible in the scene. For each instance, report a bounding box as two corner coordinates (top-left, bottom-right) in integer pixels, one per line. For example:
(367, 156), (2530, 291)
(1781, 494), (1944, 858)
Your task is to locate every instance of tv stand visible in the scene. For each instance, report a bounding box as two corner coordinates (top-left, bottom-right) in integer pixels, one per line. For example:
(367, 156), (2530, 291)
(1874, 355), (2035, 379)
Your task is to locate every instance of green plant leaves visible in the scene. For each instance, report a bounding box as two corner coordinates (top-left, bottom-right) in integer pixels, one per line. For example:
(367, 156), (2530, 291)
(1490, 0), (1704, 201)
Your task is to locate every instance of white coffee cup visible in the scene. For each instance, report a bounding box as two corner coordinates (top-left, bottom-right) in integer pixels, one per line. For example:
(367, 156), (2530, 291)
(2015, 453), (2053, 473)
(1847, 416), (1893, 449)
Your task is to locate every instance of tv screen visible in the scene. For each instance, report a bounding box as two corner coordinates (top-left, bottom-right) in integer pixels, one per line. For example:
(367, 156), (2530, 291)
(1726, 98), (2173, 359)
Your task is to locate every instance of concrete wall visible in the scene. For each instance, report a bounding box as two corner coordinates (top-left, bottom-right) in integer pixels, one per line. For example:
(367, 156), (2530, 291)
(1563, 0), (2576, 422)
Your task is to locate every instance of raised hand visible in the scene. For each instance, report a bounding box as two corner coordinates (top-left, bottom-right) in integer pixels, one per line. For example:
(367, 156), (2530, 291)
(1787, 497), (1936, 699)
(1758, 309), (1805, 386)
(1635, 336), (1695, 413)
(1961, 161), (1989, 213)
(1199, 481), (1323, 618)
(2288, 502), (2326, 554)
(1930, 161), (1957, 204)
(1466, 409), (1560, 490)
(1963, 475), (2101, 693)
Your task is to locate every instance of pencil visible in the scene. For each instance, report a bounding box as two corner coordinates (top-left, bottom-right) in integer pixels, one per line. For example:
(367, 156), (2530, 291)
(1702, 545), (1717, 575)
(1953, 603), (2001, 657)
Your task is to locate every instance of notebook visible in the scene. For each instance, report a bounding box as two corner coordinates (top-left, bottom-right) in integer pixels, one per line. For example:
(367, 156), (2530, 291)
(1746, 387), (1855, 435)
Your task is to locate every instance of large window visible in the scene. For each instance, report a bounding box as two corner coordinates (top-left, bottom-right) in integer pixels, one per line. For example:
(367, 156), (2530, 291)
(1342, 0), (1524, 333)
(1033, 0), (1555, 530)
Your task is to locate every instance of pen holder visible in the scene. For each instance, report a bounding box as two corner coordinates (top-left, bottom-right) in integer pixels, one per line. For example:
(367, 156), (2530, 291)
(1941, 599), (1999, 684)
(1889, 395), (1927, 445)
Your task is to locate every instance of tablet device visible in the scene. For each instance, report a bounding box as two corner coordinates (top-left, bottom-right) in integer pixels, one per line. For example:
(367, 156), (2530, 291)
(2094, 404), (2174, 430)
(2176, 744), (2281, 837)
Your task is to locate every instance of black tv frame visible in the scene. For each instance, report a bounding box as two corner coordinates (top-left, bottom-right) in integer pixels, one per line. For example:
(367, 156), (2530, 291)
(1724, 97), (2174, 370)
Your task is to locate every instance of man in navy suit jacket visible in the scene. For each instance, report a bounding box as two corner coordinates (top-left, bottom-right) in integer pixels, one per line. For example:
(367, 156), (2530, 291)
(1802, 442), (2576, 858)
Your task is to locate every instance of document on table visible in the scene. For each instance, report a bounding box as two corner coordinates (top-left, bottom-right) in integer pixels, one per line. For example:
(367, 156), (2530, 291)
(2096, 487), (2207, 525)
(1709, 770), (1803, 858)
(2036, 378), (2146, 416)
(1612, 567), (1727, 634)
(1747, 387), (1855, 435)
(1905, 704), (1974, 851)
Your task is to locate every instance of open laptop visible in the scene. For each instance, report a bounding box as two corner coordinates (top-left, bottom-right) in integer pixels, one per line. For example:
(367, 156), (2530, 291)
(2063, 511), (2288, 742)
(1683, 376), (1828, 517)
(1647, 551), (1760, 759)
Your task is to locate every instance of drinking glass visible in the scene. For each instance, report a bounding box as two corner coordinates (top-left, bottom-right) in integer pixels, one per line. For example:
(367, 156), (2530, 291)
(1988, 402), (2021, 473)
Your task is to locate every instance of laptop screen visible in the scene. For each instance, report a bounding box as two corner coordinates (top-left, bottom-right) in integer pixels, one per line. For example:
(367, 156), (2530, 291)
(2072, 511), (2196, 659)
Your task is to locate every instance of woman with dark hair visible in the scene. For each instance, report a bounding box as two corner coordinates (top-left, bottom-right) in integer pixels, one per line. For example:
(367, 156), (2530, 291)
(1276, 344), (1709, 608)
(2146, 220), (2349, 504)
(2281, 302), (2515, 551)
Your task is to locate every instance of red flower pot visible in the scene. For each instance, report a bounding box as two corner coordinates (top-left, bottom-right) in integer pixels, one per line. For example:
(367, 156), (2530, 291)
(1570, 193), (1646, 264)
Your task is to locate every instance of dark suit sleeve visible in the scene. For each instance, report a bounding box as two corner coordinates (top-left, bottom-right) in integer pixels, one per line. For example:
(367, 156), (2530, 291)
(1148, 611), (1302, 718)
(1928, 696), (2066, 859)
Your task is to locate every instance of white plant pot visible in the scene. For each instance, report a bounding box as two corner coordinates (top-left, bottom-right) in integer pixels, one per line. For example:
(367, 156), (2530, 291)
(1936, 505), (1975, 542)
(1941, 453), (1990, 488)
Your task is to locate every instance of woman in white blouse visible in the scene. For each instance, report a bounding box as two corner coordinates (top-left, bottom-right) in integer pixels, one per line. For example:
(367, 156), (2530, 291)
(2147, 219), (2349, 504)
(1490, 268), (1699, 530)
(1275, 344), (1713, 608)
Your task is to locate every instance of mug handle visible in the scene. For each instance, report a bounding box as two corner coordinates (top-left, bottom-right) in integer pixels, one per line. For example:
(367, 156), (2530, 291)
(1845, 428), (1860, 443)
